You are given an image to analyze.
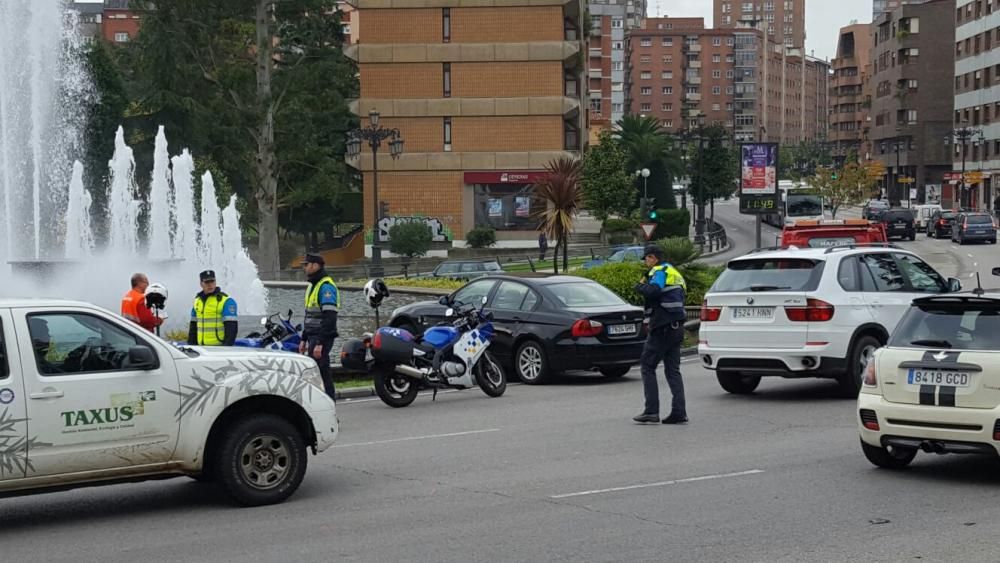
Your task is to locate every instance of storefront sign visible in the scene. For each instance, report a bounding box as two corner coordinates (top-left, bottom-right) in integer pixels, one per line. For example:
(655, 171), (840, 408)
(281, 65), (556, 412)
(464, 171), (549, 184)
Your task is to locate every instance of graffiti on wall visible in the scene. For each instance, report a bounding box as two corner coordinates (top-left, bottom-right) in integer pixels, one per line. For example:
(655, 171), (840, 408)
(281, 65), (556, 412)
(371, 216), (454, 243)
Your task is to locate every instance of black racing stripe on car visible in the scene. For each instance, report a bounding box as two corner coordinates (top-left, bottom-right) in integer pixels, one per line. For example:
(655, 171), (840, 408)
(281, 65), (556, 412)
(920, 385), (935, 405)
(939, 386), (956, 407)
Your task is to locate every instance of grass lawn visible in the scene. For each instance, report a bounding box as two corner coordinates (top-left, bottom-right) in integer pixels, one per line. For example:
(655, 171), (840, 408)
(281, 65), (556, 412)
(335, 376), (373, 389)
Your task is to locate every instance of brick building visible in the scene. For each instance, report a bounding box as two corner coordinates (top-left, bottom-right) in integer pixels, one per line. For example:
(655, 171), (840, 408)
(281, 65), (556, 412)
(829, 23), (873, 161)
(345, 0), (586, 248)
(715, 0), (805, 49)
(624, 16), (828, 144)
(871, 0), (953, 205)
(102, 0), (141, 44)
(586, 0), (647, 141)
(953, 0), (1000, 210)
(873, 0), (902, 18)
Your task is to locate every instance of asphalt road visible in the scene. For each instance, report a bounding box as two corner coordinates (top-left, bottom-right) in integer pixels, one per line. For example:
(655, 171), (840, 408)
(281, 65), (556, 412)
(4, 361), (1000, 562)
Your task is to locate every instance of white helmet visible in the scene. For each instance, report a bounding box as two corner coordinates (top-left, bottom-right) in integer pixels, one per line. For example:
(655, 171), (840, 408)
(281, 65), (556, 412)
(145, 282), (169, 311)
(363, 278), (390, 309)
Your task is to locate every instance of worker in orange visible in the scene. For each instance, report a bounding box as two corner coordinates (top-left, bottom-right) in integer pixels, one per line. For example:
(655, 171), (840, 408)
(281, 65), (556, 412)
(121, 273), (163, 333)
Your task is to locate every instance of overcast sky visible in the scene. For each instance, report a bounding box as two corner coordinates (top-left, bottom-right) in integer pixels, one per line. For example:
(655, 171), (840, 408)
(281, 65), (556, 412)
(652, 0), (873, 61)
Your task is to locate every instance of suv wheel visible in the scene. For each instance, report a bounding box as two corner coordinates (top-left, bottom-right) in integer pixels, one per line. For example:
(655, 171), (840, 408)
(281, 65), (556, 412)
(860, 439), (917, 469)
(716, 371), (761, 394)
(837, 335), (880, 398)
(214, 414), (307, 506)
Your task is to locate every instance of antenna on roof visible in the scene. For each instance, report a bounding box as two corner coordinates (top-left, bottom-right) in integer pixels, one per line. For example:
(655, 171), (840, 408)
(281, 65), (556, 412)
(974, 272), (985, 296)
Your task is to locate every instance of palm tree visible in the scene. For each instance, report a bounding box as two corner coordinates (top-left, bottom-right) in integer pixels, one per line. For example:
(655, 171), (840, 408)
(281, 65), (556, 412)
(616, 115), (684, 210)
(533, 157), (583, 274)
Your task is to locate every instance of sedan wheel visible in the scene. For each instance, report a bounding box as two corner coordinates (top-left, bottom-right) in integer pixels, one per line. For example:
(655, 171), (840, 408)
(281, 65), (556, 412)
(515, 341), (549, 384)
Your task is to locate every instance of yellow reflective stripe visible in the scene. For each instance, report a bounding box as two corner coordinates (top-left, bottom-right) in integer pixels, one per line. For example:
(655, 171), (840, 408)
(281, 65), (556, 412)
(305, 277), (339, 309)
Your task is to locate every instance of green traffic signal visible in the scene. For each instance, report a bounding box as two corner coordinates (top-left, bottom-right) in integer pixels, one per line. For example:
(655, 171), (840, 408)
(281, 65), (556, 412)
(649, 209), (658, 219)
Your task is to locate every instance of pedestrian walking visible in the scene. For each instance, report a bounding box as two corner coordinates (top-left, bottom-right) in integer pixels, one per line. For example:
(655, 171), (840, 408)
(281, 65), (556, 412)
(299, 253), (339, 398)
(120, 272), (163, 333)
(538, 232), (548, 261)
(188, 270), (238, 346)
(632, 245), (688, 425)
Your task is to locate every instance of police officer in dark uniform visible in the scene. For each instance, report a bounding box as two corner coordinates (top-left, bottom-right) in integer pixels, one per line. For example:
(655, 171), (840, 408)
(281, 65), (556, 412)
(632, 245), (688, 424)
(299, 253), (340, 398)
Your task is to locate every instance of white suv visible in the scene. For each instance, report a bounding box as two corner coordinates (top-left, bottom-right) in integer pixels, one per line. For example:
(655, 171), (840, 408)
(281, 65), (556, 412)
(698, 245), (961, 396)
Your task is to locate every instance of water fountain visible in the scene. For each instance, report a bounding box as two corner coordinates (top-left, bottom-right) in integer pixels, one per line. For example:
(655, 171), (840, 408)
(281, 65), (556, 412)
(0, 0), (268, 324)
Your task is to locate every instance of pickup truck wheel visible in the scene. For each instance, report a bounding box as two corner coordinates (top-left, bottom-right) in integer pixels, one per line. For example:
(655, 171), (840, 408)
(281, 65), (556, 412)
(716, 371), (760, 394)
(215, 414), (307, 506)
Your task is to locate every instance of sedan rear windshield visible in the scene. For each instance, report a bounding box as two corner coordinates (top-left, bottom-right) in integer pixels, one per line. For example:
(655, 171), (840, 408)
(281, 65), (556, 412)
(965, 214), (993, 225)
(711, 258), (824, 293)
(891, 302), (1000, 350)
(545, 282), (628, 308)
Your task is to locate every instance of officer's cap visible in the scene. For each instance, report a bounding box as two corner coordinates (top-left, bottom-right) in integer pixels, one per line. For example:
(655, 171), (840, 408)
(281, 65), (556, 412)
(643, 245), (665, 260)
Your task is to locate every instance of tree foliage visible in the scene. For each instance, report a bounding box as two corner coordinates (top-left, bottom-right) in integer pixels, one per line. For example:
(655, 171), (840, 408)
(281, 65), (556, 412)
(615, 115), (682, 209)
(533, 157), (583, 274)
(688, 125), (737, 205)
(779, 141), (834, 181)
(123, 0), (358, 273)
(810, 163), (879, 218)
(388, 221), (433, 260)
(580, 131), (635, 223)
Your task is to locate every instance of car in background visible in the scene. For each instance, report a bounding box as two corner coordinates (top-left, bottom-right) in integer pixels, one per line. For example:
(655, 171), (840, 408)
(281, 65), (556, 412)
(912, 204), (943, 232)
(581, 245), (645, 270)
(862, 200), (890, 221)
(878, 208), (916, 241)
(388, 275), (645, 384)
(951, 211), (997, 245)
(927, 209), (958, 239)
(431, 259), (503, 280)
(780, 219), (887, 248)
(698, 245), (961, 397)
(858, 290), (1000, 469)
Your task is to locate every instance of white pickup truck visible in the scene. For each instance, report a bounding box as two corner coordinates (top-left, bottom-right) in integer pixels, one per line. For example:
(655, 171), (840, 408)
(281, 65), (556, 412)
(0, 299), (338, 506)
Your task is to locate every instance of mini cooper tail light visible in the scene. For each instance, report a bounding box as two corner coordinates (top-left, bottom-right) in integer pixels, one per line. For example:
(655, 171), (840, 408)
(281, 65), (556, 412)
(993, 420), (1000, 441)
(862, 359), (877, 387)
(859, 409), (879, 431)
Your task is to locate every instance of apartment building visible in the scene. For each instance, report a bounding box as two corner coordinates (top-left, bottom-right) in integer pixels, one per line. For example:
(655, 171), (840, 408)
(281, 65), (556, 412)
(870, 0), (953, 205)
(760, 43), (829, 144)
(829, 22), (873, 160)
(714, 0), (805, 49)
(345, 0), (587, 247)
(586, 0), (647, 141)
(102, 0), (140, 44)
(953, 0), (1000, 210)
(873, 0), (902, 19)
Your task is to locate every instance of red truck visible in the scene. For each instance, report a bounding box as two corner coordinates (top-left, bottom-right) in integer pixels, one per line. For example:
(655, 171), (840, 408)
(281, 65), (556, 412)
(779, 219), (888, 248)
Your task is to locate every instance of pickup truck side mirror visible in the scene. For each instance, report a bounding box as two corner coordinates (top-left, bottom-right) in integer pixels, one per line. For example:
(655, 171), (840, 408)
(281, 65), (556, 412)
(948, 277), (963, 292)
(992, 267), (1000, 277)
(128, 346), (157, 370)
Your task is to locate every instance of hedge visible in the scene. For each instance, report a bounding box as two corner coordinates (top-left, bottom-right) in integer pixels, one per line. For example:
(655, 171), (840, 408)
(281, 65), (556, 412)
(578, 261), (723, 307)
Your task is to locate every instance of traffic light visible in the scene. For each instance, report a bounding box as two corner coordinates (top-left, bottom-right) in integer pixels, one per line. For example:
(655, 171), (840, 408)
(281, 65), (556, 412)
(644, 197), (657, 219)
(648, 208), (658, 220)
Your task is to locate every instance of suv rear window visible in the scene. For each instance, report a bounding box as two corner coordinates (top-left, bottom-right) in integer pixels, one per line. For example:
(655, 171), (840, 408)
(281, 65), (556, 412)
(965, 214), (993, 225)
(711, 258), (824, 293)
(884, 210), (914, 221)
(891, 300), (1000, 350)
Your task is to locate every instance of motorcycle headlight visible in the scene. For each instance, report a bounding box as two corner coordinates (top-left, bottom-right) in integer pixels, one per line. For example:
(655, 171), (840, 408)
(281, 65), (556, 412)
(301, 364), (325, 391)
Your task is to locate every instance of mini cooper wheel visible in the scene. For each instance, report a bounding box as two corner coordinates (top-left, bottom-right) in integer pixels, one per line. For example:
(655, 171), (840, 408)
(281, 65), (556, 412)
(215, 414), (307, 506)
(860, 439), (917, 469)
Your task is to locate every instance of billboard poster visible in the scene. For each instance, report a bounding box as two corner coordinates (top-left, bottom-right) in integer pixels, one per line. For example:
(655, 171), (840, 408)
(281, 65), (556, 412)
(514, 196), (530, 217)
(488, 198), (503, 217)
(740, 143), (778, 195)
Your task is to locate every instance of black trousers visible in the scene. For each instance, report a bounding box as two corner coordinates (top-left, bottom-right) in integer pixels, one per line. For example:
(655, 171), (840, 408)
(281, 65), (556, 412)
(309, 337), (336, 399)
(639, 322), (685, 417)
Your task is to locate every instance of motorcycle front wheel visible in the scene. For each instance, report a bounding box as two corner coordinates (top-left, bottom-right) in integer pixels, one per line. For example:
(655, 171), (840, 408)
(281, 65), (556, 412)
(475, 353), (507, 398)
(373, 365), (420, 408)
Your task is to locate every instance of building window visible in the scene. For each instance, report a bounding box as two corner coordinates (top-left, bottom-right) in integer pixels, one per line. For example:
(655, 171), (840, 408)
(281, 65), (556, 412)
(474, 184), (544, 232)
(612, 41), (624, 50)
(640, 55), (651, 63)
(727, 86), (734, 94)
(724, 15), (732, 24)
(713, 54), (721, 63)
(589, 98), (602, 113)
(612, 61), (624, 71)
(443, 117), (452, 151)
(641, 71), (652, 80)
(641, 87), (652, 95)
(713, 37), (722, 46)
(611, 18), (624, 28)
(443, 63), (451, 97)
(662, 38), (673, 47)
(713, 86), (721, 95)
(641, 103), (652, 112)
(663, 120), (674, 128)
(114, 32), (129, 42)
(727, 37), (735, 46)
(727, 70), (734, 78)
(640, 38), (652, 47)
(662, 86), (673, 94)
(712, 103), (721, 111)
(662, 71), (673, 79)
(662, 103), (673, 111)
(712, 70), (721, 78)
(443, 8), (450, 42)
(612, 102), (623, 113)
(662, 55), (673, 63)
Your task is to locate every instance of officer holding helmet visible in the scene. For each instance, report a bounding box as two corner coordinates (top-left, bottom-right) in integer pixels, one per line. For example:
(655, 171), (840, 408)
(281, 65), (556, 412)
(300, 253), (339, 398)
(632, 244), (688, 425)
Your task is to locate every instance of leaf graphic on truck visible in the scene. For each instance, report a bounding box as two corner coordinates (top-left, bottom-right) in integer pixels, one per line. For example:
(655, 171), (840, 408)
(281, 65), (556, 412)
(0, 408), (52, 477)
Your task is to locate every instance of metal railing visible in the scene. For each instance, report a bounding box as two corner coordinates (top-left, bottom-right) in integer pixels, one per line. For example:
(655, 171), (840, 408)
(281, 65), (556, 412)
(692, 221), (728, 254)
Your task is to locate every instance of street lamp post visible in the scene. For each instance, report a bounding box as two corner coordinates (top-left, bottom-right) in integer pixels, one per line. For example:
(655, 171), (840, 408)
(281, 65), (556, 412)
(346, 109), (404, 278)
(945, 125), (985, 210)
(636, 168), (650, 216)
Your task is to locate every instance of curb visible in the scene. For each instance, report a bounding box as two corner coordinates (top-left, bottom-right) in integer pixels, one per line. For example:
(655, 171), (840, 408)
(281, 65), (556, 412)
(339, 282), (450, 296)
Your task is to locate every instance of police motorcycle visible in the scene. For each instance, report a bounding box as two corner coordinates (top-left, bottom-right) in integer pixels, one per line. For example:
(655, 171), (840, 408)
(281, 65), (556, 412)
(234, 309), (302, 352)
(340, 279), (507, 408)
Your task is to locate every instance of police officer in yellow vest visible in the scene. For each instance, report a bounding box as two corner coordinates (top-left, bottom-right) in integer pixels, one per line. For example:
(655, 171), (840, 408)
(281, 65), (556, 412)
(632, 245), (688, 425)
(298, 253), (339, 398)
(187, 270), (239, 346)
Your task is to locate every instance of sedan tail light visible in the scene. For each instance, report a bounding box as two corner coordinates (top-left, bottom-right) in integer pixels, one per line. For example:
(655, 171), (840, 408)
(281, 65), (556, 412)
(785, 298), (835, 322)
(700, 301), (721, 322)
(571, 319), (603, 338)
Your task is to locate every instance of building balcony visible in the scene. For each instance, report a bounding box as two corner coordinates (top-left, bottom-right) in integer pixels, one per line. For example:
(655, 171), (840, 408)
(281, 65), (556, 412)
(345, 150), (581, 172)
(686, 77), (702, 85)
(348, 96), (581, 118)
(345, 40), (580, 64)
(588, 68), (601, 79)
(688, 60), (702, 69)
(684, 93), (701, 101)
(685, 43), (702, 53)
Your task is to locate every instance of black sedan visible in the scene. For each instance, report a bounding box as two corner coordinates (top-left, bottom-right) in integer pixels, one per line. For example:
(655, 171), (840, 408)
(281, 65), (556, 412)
(387, 275), (646, 384)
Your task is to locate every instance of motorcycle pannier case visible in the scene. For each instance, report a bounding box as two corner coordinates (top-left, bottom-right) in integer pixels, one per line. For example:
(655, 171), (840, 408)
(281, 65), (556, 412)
(339, 338), (370, 371)
(371, 328), (416, 363)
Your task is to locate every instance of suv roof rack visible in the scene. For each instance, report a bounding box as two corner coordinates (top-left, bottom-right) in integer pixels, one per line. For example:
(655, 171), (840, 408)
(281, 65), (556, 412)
(746, 245), (802, 254)
(823, 242), (899, 254)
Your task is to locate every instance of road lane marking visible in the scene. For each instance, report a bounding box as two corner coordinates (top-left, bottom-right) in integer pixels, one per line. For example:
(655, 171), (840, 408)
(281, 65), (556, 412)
(549, 469), (766, 499)
(333, 428), (501, 448)
(968, 253), (974, 258)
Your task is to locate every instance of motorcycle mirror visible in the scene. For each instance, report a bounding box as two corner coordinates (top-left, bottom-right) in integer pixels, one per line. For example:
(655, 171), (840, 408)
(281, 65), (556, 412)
(287, 308), (293, 319)
(445, 308), (454, 317)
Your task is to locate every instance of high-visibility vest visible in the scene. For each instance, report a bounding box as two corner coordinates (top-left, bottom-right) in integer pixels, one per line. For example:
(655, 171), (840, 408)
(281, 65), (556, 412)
(647, 263), (687, 291)
(304, 276), (339, 335)
(121, 289), (145, 323)
(193, 293), (234, 346)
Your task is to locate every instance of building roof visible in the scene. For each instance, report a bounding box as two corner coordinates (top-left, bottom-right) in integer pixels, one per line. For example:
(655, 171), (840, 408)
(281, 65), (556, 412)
(71, 2), (104, 15)
(104, 0), (132, 9)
